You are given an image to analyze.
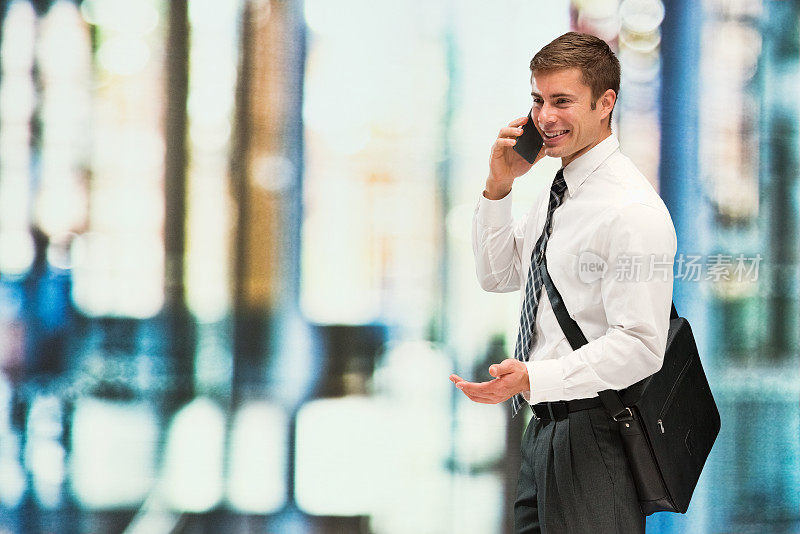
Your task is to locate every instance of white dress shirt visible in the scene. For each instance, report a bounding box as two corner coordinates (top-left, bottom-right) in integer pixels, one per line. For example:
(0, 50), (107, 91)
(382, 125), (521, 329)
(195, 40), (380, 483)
(472, 133), (677, 405)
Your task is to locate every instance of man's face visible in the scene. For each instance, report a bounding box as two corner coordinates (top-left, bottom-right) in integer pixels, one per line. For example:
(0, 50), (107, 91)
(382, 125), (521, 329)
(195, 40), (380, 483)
(531, 68), (612, 167)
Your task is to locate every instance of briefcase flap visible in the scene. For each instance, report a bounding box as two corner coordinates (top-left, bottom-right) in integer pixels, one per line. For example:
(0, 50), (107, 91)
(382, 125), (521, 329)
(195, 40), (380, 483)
(629, 317), (721, 512)
(620, 314), (686, 406)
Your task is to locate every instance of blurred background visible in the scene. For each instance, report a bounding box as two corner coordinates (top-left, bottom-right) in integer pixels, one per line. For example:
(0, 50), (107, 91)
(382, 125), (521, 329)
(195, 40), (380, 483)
(0, 0), (797, 532)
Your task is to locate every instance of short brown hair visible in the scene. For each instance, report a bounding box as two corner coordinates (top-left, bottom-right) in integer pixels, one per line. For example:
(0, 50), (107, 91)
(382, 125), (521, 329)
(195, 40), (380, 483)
(530, 32), (620, 120)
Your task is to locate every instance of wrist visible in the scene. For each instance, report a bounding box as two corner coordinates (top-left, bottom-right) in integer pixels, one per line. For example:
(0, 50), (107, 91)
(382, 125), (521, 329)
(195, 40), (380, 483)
(484, 178), (512, 200)
(509, 360), (529, 396)
(518, 364), (530, 394)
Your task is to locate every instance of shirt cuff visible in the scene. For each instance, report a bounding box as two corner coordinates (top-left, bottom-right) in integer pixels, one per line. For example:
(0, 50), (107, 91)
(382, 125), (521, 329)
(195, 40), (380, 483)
(476, 190), (513, 228)
(524, 359), (565, 405)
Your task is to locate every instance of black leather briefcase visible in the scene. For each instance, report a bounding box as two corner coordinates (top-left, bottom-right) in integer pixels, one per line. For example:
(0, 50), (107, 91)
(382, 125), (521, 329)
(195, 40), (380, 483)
(541, 259), (720, 515)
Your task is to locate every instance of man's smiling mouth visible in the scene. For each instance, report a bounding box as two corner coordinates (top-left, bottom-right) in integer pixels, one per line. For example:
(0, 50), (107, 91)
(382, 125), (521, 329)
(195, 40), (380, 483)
(544, 130), (569, 139)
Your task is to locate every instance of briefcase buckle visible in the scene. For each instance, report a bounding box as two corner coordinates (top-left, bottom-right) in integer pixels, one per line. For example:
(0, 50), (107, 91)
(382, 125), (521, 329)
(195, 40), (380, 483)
(612, 407), (634, 422)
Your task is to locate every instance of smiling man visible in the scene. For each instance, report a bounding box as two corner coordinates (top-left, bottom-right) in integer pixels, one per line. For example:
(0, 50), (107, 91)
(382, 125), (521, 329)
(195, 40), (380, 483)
(449, 32), (677, 533)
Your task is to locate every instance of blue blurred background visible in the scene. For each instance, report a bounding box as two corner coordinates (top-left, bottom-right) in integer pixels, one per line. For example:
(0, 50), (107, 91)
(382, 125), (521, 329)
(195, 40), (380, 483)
(0, 0), (797, 532)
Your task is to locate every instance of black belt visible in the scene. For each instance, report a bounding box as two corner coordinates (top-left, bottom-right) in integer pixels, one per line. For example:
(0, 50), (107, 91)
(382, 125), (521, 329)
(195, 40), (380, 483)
(530, 396), (603, 421)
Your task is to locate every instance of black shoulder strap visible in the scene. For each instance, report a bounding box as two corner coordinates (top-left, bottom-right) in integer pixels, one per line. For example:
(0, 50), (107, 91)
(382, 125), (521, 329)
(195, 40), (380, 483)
(540, 256), (677, 421)
(540, 255), (587, 350)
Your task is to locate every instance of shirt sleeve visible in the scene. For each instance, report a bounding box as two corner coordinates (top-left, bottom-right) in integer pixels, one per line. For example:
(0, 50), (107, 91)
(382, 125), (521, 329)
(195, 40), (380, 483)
(471, 191), (529, 293)
(526, 203), (677, 403)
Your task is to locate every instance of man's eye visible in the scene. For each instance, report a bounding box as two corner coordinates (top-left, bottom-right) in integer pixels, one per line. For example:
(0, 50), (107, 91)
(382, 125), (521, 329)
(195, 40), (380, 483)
(556, 99), (570, 105)
(532, 97), (543, 105)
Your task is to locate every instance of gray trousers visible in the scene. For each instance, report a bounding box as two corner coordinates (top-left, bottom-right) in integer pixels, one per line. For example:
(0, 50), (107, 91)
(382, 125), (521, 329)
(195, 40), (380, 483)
(514, 406), (645, 534)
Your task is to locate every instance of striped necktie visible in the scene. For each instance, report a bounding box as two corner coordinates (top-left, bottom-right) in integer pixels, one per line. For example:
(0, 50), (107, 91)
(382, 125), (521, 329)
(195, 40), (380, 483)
(511, 169), (568, 416)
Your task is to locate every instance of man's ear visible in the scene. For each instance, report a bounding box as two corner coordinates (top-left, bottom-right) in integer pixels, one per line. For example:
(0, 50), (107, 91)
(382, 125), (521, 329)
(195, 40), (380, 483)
(599, 88), (616, 120)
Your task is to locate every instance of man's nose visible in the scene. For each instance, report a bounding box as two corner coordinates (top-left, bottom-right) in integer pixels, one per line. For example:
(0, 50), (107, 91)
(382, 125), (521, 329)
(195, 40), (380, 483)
(538, 103), (557, 125)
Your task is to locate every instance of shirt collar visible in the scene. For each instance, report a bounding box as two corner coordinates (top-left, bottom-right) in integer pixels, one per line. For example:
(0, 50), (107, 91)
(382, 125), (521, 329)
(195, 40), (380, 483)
(561, 133), (619, 197)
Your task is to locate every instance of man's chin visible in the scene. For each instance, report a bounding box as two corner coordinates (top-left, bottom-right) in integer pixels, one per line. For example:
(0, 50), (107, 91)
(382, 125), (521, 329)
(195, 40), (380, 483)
(544, 146), (564, 158)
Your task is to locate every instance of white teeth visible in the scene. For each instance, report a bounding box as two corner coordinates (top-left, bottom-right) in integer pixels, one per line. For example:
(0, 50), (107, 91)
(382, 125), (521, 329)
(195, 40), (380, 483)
(545, 130), (567, 138)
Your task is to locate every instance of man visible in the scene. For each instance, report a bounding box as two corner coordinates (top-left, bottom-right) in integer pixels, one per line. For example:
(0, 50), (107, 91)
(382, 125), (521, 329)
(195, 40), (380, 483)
(449, 32), (676, 533)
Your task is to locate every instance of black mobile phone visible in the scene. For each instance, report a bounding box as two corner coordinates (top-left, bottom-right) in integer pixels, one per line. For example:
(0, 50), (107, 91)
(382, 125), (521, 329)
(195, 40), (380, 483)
(512, 111), (543, 164)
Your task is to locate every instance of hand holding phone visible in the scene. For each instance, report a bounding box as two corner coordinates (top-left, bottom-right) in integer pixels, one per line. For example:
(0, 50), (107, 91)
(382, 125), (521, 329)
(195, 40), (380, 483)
(512, 111), (544, 164)
(485, 112), (543, 200)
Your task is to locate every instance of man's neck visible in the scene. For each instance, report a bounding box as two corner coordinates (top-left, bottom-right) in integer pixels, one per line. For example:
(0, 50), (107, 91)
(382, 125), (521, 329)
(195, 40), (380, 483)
(561, 128), (613, 168)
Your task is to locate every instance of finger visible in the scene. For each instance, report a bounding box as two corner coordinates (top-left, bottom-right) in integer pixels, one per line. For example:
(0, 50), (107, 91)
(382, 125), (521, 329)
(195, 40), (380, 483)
(491, 359), (519, 377)
(489, 364), (513, 378)
(461, 389), (509, 404)
(449, 374), (465, 384)
(458, 387), (495, 402)
(508, 115), (528, 127)
(498, 126), (524, 139)
(491, 138), (518, 156)
(489, 362), (514, 377)
(493, 137), (517, 148)
(452, 377), (479, 391)
(459, 379), (502, 395)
